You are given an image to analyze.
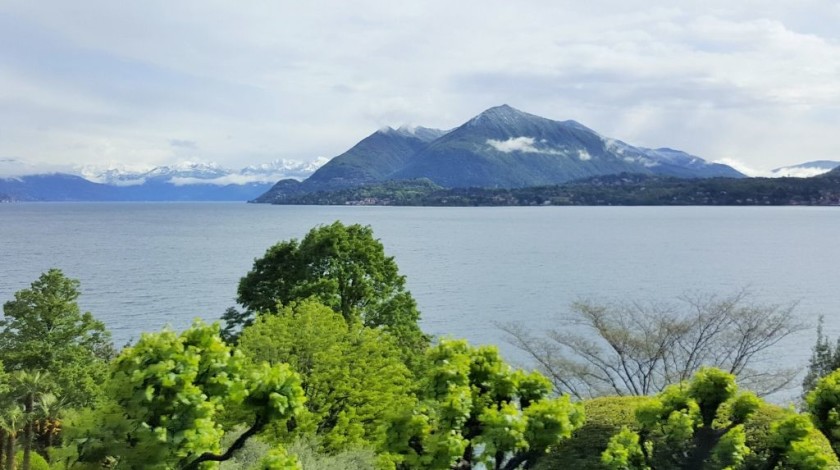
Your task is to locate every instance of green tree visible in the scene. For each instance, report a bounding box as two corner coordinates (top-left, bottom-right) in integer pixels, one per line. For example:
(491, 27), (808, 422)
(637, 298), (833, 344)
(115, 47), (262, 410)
(602, 367), (833, 470)
(231, 222), (425, 351)
(67, 321), (305, 469)
(803, 316), (840, 397)
(805, 368), (840, 457)
(0, 269), (113, 407)
(385, 339), (584, 470)
(237, 300), (415, 453)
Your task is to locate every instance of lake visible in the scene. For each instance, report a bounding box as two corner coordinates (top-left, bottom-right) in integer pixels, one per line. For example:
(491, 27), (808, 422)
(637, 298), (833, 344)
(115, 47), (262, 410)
(1, 203), (838, 396)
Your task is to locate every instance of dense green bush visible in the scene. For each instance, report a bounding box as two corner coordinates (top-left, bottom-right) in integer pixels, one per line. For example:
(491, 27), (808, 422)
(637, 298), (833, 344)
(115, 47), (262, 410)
(534, 396), (652, 470)
(534, 396), (840, 469)
(13, 450), (50, 470)
(740, 403), (838, 469)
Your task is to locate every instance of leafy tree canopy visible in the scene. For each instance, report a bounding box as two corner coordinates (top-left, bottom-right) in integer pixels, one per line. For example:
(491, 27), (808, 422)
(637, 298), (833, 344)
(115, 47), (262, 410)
(64, 321), (304, 470)
(385, 339), (584, 470)
(237, 300), (416, 453)
(0, 269), (113, 407)
(230, 221), (426, 352)
(603, 367), (834, 470)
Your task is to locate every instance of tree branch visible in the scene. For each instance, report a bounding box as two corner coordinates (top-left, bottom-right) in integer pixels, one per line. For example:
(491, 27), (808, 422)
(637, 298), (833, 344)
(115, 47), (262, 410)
(181, 415), (266, 470)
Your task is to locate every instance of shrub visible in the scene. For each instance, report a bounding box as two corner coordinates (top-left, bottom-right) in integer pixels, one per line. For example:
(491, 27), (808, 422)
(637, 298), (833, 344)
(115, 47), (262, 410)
(534, 396), (653, 470)
(533, 397), (840, 469)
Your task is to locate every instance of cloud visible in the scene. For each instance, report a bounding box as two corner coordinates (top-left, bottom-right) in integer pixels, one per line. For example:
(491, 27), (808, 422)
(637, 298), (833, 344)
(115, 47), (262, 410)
(0, 1), (838, 173)
(713, 158), (770, 177)
(487, 137), (540, 153)
(771, 167), (835, 178)
(487, 137), (567, 155)
(169, 173), (292, 186)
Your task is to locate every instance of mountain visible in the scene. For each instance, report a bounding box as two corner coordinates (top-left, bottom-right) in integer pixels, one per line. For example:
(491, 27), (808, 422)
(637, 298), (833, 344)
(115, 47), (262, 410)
(0, 173), (277, 202)
(256, 105), (742, 203)
(0, 174), (117, 201)
(300, 126), (446, 190)
(1, 159), (327, 202)
(392, 105), (741, 186)
(82, 158), (328, 186)
(770, 160), (840, 178)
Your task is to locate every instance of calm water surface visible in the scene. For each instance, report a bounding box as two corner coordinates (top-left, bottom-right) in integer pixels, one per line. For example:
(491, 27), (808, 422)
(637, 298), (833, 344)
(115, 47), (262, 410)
(1, 203), (838, 391)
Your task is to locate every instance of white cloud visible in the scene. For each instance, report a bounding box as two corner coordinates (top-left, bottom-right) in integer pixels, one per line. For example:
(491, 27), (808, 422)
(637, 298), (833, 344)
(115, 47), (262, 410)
(487, 137), (567, 155)
(771, 167), (834, 178)
(487, 137), (540, 153)
(169, 174), (287, 186)
(713, 158), (771, 177)
(0, 1), (838, 172)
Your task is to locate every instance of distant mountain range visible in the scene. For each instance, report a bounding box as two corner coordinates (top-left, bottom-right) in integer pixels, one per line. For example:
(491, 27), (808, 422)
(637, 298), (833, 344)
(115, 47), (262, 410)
(255, 105), (745, 203)
(0, 159), (326, 202)
(3, 105), (837, 203)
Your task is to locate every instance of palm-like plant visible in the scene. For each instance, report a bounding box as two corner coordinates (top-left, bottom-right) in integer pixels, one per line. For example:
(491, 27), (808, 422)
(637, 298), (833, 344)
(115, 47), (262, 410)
(34, 393), (63, 451)
(12, 371), (51, 470)
(0, 404), (25, 470)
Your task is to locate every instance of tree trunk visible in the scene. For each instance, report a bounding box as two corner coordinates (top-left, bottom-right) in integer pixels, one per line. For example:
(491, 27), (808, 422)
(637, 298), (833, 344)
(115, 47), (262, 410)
(23, 394), (32, 470)
(0, 429), (5, 470)
(6, 433), (16, 470)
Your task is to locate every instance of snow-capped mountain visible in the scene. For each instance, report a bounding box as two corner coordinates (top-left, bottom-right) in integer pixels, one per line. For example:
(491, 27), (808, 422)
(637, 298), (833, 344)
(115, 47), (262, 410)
(80, 158), (329, 186)
(257, 105), (744, 202)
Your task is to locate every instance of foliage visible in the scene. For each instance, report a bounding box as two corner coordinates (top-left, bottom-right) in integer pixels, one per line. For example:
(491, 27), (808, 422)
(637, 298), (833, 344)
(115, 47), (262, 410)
(804, 369), (840, 459)
(10, 449), (50, 470)
(273, 171), (840, 207)
(803, 316), (840, 398)
(286, 436), (378, 470)
(384, 339), (584, 470)
(230, 222), (426, 352)
(0, 269), (113, 408)
(216, 435), (378, 470)
(237, 300), (415, 453)
(64, 321), (304, 469)
(533, 396), (653, 470)
(502, 291), (805, 398)
(601, 368), (835, 470)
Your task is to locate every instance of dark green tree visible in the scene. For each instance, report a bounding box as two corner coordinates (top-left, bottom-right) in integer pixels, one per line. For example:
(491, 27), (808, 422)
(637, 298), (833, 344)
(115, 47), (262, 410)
(0, 269), (113, 407)
(230, 222), (425, 351)
(802, 316), (840, 398)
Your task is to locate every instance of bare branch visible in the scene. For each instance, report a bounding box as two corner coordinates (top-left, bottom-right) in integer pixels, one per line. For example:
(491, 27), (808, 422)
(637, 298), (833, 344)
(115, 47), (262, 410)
(501, 291), (807, 398)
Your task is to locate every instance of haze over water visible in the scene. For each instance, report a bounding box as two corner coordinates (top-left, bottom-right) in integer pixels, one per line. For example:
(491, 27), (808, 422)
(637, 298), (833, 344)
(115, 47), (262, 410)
(2, 203), (838, 395)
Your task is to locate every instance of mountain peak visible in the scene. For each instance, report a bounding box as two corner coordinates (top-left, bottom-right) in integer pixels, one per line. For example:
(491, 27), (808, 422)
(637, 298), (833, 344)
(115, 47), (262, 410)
(375, 125), (447, 142)
(471, 104), (527, 121)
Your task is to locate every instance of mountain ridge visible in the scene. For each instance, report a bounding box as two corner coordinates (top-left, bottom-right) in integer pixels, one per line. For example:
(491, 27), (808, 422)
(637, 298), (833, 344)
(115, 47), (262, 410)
(256, 105), (744, 203)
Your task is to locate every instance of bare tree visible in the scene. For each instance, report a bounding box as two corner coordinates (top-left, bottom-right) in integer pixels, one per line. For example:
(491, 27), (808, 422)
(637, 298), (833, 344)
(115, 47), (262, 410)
(500, 290), (806, 399)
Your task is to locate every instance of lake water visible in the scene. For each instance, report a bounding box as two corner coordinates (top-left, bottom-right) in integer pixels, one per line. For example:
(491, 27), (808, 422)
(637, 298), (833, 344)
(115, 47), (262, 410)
(1, 203), (838, 396)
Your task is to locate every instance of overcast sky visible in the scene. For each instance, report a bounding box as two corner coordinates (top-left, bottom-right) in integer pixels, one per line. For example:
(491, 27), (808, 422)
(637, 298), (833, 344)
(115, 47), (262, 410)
(1, 1), (838, 176)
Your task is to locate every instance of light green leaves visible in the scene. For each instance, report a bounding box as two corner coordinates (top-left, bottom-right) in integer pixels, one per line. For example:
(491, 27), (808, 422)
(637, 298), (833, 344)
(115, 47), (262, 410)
(387, 338), (583, 469)
(103, 321), (304, 468)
